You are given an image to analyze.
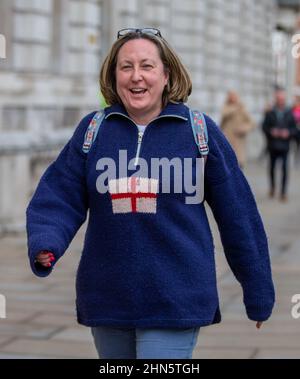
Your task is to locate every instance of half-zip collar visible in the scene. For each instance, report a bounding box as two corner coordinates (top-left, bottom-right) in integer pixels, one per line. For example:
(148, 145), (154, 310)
(104, 102), (189, 126)
(104, 102), (189, 167)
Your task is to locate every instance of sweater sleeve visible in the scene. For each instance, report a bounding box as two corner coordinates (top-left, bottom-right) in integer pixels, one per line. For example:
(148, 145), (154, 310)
(26, 112), (97, 278)
(204, 114), (275, 321)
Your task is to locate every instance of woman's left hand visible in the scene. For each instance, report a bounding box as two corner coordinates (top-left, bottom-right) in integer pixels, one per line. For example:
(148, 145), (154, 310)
(256, 321), (263, 329)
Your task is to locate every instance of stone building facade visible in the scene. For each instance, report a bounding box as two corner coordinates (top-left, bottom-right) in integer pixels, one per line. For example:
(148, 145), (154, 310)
(0, 0), (277, 232)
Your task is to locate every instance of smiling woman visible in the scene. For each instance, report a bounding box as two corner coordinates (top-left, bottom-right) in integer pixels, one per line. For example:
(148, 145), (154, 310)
(27, 27), (275, 360)
(100, 29), (192, 124)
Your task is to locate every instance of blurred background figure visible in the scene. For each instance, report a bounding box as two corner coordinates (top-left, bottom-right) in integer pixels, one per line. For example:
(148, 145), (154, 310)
(262, 88), (298, 202)
(220, 91), (256, 169)
(292, 93), (300, 166)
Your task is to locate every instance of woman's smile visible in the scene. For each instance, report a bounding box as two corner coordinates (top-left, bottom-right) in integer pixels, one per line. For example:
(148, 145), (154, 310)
(129, 87), (148, 98)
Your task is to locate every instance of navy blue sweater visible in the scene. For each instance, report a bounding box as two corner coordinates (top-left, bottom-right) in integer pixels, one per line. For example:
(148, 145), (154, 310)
(26, 102), (275, 328)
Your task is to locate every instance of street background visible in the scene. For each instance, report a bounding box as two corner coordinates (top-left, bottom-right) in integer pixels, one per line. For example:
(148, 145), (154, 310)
(1, 0), (300, 359)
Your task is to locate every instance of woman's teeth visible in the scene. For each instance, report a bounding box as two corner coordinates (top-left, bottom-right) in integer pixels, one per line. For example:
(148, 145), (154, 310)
(130, 89), (146, 94)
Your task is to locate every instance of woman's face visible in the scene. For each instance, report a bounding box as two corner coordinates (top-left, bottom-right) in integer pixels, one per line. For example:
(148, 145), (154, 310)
(228, 91), (238, 104)
(116, 38), (169, 121)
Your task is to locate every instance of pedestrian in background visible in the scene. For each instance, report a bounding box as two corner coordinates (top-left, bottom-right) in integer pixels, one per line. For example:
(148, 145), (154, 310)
(220, 91), (256, 169)
(262, 88), (298, 202)
(292, 94), (300, 166)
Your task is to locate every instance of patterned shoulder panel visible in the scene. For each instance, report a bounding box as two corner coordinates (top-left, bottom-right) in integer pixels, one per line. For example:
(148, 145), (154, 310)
(82, 111), (105, 154)
(189, 110), (209, 157)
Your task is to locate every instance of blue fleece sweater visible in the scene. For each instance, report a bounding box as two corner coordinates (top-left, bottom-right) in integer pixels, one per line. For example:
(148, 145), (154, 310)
(26, 102), (275, 328)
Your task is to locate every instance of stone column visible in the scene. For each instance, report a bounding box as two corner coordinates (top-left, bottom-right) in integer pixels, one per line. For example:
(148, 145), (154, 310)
(12, 0), (54, 72)
(0, 0), (13, 69)
(294, 16), (300, 88)
(67, 0), (103, 103)
(0, 152), (30, 233)
(169, 0), (208, 111)
(67, 0), (102, 77)
(52, 0), (69, 75)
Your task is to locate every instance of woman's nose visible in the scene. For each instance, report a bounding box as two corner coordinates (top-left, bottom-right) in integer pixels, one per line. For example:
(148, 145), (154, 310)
(131, 68), (143, 82)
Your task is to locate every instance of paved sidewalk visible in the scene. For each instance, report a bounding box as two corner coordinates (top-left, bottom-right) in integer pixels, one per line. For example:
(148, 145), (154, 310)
(196, 157), (300, 359)
(0, 157), (299, 359)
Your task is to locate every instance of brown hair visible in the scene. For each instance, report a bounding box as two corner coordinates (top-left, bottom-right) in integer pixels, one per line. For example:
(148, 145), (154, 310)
(100, 33), (192, 108)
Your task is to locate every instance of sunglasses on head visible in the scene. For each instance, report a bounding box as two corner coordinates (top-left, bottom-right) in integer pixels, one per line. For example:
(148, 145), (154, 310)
(117, 28), (162, 39)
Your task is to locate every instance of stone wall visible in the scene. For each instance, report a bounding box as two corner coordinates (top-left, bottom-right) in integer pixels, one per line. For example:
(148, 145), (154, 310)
(0, 0), (277, 231)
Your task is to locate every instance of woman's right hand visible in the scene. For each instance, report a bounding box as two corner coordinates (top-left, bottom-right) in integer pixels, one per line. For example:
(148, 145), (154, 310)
(271, 128), (280, 138)
(256, 321), (263, 329)
(35, 251), (55, 267)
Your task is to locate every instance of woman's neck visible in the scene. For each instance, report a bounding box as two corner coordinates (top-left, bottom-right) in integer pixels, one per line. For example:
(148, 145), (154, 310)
(127, 107), (162, 126)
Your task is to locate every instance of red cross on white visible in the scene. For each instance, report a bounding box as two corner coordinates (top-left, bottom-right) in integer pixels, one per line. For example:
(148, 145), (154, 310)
(109, 177), (158, 214)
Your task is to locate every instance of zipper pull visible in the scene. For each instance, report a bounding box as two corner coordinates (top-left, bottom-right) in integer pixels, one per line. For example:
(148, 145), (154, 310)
(134, 131), (144, 167)
(138, 132), (143, 143)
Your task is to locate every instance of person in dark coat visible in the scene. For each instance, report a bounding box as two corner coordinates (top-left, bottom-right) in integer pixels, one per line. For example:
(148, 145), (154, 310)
(262, 89), (298, 201)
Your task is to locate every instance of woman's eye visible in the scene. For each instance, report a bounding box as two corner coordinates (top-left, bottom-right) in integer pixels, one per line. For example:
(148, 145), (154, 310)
(120, 64), (132, 70)
(143, 65), (153, 69)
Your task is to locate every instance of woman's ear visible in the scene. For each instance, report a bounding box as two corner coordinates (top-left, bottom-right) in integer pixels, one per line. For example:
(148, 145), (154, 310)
(163, 65), (169, 84)
(165, 71), (169, 86)
(165, 81), (171, 94)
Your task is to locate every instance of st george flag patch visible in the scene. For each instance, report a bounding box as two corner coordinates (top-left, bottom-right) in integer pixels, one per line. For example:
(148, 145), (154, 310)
(108, 177), (159, 214)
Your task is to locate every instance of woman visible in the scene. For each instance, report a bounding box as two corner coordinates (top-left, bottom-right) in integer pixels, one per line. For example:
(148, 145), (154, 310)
(220, 91), (256, 169)
(26, 28), (275, 359)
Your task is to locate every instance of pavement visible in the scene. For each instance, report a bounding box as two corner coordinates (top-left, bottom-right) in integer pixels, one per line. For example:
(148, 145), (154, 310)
(0, 155), (300, 359)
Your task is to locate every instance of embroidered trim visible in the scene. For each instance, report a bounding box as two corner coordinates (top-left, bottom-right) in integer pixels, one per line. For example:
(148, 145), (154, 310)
(190, 110), (209, 156)
(82, 111), (105, 153)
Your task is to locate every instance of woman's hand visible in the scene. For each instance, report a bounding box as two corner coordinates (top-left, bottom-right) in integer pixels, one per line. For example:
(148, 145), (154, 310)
(35, 251), (55, 267)
(256, 321), (263, 329)
(271, 128), (280, 138)
(279, 129), (290, 139)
